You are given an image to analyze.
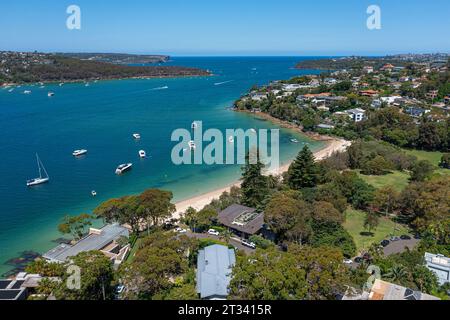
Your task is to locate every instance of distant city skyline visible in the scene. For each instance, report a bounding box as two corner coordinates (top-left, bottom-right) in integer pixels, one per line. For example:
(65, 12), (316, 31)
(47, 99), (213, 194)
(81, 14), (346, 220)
(1, 0), (449, 56)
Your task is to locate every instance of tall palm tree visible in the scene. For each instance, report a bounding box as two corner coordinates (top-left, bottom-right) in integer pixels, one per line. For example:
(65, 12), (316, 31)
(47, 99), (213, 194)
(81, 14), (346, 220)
(384, 264), (408, 283)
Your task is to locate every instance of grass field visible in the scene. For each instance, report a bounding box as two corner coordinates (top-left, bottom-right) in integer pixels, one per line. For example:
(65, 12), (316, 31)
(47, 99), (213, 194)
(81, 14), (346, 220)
(403, 149), (443, 166)
(343, 209), (410, 253)
(403, 149), (449, 177)
(358, 170), (410, 191)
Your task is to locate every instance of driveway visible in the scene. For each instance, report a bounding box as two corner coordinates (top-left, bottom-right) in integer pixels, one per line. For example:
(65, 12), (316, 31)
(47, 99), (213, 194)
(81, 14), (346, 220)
(183, 231), (255, 254)
(383, 239), (420, 256)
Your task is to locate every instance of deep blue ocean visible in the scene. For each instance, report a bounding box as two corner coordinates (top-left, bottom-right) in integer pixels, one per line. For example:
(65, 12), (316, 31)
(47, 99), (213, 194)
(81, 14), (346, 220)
(0, 56), (324, 275)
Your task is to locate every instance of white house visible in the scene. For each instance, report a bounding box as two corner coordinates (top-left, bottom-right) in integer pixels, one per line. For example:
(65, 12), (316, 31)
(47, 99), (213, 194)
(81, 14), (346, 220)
(345, 108), (366, 122)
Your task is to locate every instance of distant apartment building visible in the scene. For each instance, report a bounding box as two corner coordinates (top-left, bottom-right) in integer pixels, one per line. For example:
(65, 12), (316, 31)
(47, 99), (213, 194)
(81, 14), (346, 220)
(424, 253), (450, 285)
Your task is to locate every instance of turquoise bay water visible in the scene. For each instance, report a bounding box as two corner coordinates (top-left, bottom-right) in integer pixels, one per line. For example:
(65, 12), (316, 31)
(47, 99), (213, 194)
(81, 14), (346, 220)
(0, 57), (324, 275)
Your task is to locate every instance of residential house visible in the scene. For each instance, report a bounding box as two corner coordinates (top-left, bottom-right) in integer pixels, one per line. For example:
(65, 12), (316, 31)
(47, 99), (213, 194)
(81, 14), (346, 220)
(368, 279), (440, 300)
(218, 204), (267, 239)
(380, 63), (395, 72)
(43, 223), (130, 267)
(424, 253), (450, 285)
(196, 245), (236, 300)
(371, 99), (382, 109)
(281, 83), (304, 91)
(359, 89), (379, 97)
(345, 108), (366, 122)
(426, 90), (439, 100)
(380, 96), (403, 105)
(405, 106), (429, 118)
(0, 278), (28, 300)
(363, 66), (374, 74)
(250, 93), (267, 101)
(0, 272), (60, 300)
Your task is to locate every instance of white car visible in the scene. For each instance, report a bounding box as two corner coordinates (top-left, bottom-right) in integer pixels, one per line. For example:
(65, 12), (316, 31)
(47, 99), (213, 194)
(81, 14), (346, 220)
(241, 239), (256, 249)
(207, 229), (220, 236)
(174, 227), (187, 234)
(343, 259), (353, 265)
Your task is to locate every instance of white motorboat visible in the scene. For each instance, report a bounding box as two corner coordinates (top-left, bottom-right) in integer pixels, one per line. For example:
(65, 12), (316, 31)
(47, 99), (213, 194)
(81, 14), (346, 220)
(290, 138), (299, 143)
(139, 150), (146, 158)
(8, 88), (14, 93)
(115, 163), (133, 175)
(91, 190), (97, 197)
(133, 133), (141, 140)
(250, 128), (256, 133)
(48, 92), (55, 97)
(23, 90), (32, 94)
(27, 154), (50, 187)
(188, 140), (196, 150)
(72, 149), (88, 157)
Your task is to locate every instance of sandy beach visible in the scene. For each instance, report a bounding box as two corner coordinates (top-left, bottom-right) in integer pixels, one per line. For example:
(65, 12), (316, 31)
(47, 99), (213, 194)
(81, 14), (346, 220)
(174, 137), (351, 218)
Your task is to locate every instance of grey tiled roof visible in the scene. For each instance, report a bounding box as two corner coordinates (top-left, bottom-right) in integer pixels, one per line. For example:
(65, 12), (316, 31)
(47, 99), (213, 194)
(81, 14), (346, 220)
(43, 224), (129, 262)
(196, 245), (236, 299)
(218, 204), (264, 235)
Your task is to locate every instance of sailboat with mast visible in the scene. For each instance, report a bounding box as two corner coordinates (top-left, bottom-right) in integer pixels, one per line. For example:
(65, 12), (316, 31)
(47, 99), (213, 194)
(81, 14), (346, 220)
(27, 153), (50, 187)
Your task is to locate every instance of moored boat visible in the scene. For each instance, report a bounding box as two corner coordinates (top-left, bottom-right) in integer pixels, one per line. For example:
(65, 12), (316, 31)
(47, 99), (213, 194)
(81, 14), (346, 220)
(72, 149), (88, 157)
(115, 163), (133, 175)
(133, 133), (141, 140)
(27, 153), (50, 187)
(139, 150), (146, 158)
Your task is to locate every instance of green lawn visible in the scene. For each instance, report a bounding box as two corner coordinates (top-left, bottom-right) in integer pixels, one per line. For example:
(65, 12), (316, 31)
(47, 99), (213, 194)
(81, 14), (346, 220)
(358, 170), (410, 191)
(403, 149), (449, 177)
(403, 149), (443, 166)
(343, 209), (410, 253)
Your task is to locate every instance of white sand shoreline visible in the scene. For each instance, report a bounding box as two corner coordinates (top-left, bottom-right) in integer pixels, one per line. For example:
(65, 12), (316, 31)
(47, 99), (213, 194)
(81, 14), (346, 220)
(174, 137), (351, 218)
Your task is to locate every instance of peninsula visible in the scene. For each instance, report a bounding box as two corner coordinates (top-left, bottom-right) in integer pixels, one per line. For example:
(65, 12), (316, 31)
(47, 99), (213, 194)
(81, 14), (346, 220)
(0, 51), (210, 85)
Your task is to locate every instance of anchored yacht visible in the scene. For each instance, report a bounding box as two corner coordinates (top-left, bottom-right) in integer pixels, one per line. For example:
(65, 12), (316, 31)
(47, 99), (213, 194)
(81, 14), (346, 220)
(115, 163), (133, 175)
(27, 154), (50, 187)
(72, 149), (88, 157)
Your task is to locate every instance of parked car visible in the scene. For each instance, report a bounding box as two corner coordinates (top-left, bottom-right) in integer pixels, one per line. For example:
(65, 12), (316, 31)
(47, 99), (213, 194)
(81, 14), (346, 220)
(115, 285), (125, 299)
(343, 258), (353, 265)
(207, 229), (220, 236)
(381, 240), (390, 247)
(400, 234), (411, 240)
(174, 227), (187, 234)
(354, 257), (363, 263)
(414, 233), (422, 240)
(390, 236), (401, 242)
(241, 239), (256, 249)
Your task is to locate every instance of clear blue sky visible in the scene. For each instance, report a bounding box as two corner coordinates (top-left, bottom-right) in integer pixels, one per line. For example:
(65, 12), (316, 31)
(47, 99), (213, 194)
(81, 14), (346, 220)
(1, 0), (449, 56)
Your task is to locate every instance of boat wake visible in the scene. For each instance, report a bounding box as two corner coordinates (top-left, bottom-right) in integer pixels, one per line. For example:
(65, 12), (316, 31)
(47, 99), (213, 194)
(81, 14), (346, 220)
(214, 80), (234, 86)
(151, 86), (169, 90)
